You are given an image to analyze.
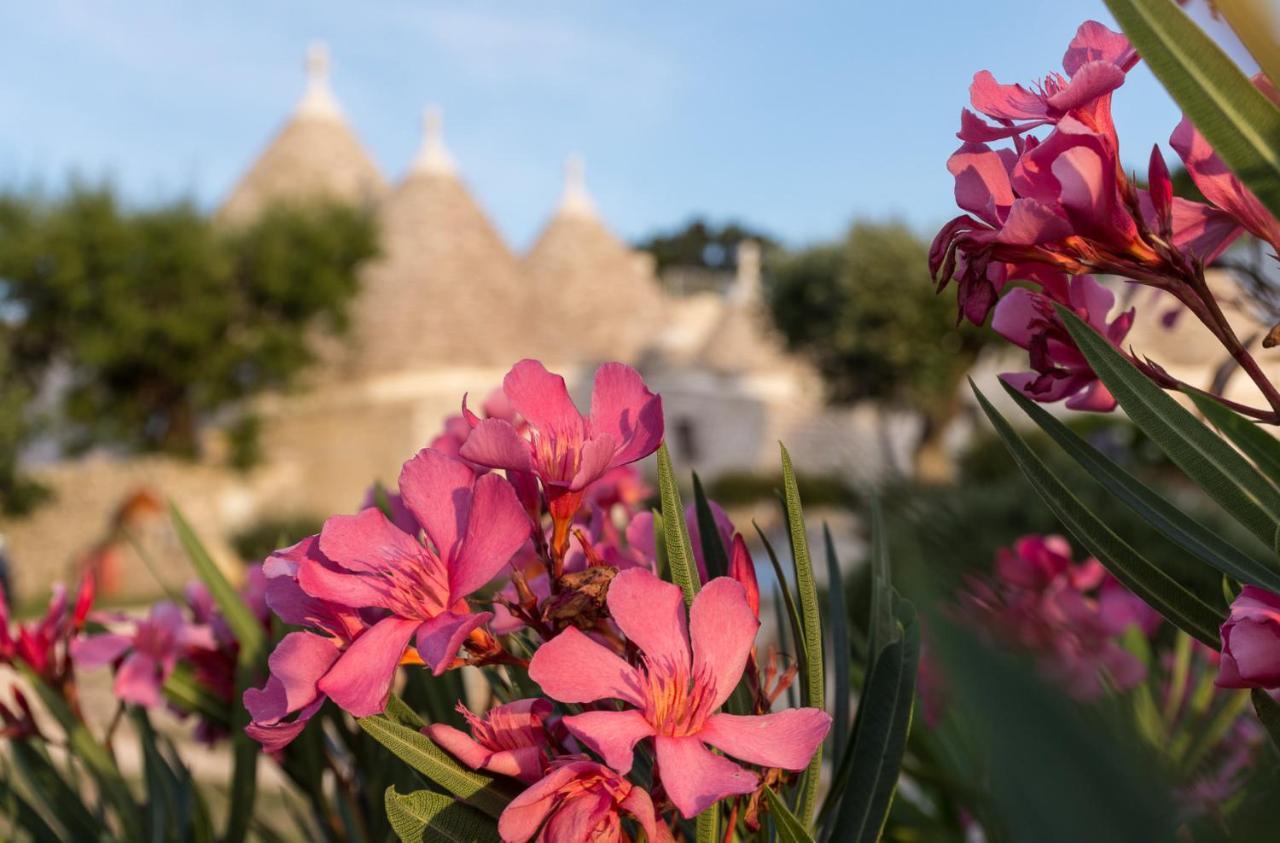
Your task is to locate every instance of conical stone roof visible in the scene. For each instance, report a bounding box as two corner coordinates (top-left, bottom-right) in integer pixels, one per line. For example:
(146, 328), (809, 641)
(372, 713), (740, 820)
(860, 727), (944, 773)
(695, 242), (801, 376)
(219, 43), (386, 224)
(522, 155), (665, 365)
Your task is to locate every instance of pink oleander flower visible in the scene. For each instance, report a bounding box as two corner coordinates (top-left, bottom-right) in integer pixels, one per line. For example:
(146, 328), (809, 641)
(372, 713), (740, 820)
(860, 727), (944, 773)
(961, 20), (1137, 143)
(460, 360), (663, 559)
(425, 698), (554, 783)
(295, 448), (529, 716)
(1216, 586), (1280, 689)
(498, 758), (667, 843)
(72, 602), (217, 709)
(1, 574), (94, 686)
(529, 568), (831, 819)
(1170, 76), (1280, 255)
(243, 536), (372, 751)
(359, 484), (421, 536)
(992, 274), (1134, 411)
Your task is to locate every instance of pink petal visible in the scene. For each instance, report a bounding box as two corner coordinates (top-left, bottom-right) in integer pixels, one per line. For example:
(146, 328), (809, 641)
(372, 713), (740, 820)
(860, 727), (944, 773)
(450, 473), (530, 600)
(295, 553), (390, 613)
(543, 791), (613, 841)
(424, 723), (494, 771)
(588, 362), (664, 467)
(259, 631), (341, 717)
(115, 652), (163, 708)
(1045, 61), (1125, 112)
(319, 508), (425, 577)
(528, 627), (645, 707)
(991, 287), (1041, 348)
(1063, 20), (1136, 75)
(503, 360), (585, 440)
(561, 708), (655, 774)
(1064, 380), (1117, 412)
(416, 611), (491, 676)
(398, 448), (476, 562)
(700, 709), (832, 771)
(245, 702), (321, 754)
(459, 418), (533, 473)
(71, 633), (132, 668)
(970, 70), (1048, 121)
(484, 746), (546, 783)
(948, 143), (1016, 223)
(1067, 274), (1116, 330)
(499, 763), (587, 842)
(1225, 620), (1280, 687)
(317, 616), (420, 717)
(606, 567), (691, 669)
(567, 434), (619, 491)
(995, 199), (1073, 246)
(654, 735), (758, 819)
(618, 786), (664, 843)
(690, 577), (759, 709)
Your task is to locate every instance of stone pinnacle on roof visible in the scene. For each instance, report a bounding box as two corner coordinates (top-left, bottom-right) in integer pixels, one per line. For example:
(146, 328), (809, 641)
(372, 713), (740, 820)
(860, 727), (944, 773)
(410, 105), (457, 176)
(557, 153), (598, 219)
(295, 41), (343, 121)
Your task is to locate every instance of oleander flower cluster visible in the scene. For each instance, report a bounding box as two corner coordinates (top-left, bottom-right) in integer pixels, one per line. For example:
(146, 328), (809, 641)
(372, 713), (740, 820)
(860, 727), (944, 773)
(933, 20), (1280, 418)
(236, 359), (830, 841)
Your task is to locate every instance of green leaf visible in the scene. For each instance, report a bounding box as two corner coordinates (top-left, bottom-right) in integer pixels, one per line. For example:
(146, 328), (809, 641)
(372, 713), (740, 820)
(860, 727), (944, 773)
(756, 522), (806, 681)
(1104, 0), (1280, 218)
(695, 803), (720, 843)
(1252, 688), (1280, 754)
(657, 442), (700, 605)
(1186, 388), (1280, 487)
(171, 506), (266, 843)
(765, 787), (817, 843)
(10, 739), (99, 841)
(692, 472), (730, 581)
(163, 662), (230, 728)
(1001, 379), (1280, 592)
(825, 600), (919, 843)
(0, 769), (62, 843)
(1058, 306), (1280, 549)
(780, 444), (825, 828)
(357, 711), (517, 818)
(383, 788), (499, 843)
(972, 382), (1224, 645)
(824, 523), (851, 764)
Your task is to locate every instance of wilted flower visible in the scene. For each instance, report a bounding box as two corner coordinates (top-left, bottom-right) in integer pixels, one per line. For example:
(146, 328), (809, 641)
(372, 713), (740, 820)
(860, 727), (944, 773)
(498, 758), (667, 843)
(529, 568), (830, 818)
(425, 698), (555, 783)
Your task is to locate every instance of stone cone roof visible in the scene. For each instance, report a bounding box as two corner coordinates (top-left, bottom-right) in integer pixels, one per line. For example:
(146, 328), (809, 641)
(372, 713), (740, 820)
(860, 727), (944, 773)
(339, 110), (535, 375)
(522, 155), (665, 364)
(219, 44), (386, 224)
(695, 243), (801, 376)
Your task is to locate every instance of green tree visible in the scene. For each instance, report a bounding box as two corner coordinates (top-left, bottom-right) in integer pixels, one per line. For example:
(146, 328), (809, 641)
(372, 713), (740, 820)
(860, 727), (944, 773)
(765, 220), (994, 480)
(0, 185), (378, 510)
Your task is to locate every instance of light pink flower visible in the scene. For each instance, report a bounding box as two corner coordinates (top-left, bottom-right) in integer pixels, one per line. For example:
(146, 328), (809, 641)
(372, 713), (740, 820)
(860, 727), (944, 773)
(498, 758), (667, 843)
(1217, 586), (1280, 689)
(992, 274), (1133, 411)
(425, 698), (554, 783)
(294, 448), (530, 717)
(73, 602), (217, 709)
(528, 568), (830, 818)
(460, 360), (663, 558)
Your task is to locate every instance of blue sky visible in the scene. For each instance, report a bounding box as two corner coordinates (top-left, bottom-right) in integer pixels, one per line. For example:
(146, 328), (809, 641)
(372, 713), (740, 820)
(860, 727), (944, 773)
(0, 1), (1246, 250)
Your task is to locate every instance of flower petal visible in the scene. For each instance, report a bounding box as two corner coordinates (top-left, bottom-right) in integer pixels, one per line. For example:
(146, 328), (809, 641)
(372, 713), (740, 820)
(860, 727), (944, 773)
(528, 627), (645, 707)
(606, 567), (690, 670)
(499, 763), (588, 842)
(562, 708), (655, 774)
(70, 633), (132, 669)
(690, 577), (759, 709)
(654, 735), (758, 819)
(450, 473), (530, 600)
(503, 360), (585, 439)
(424, 723), (494, 771)
(115, 652), (163, 708)
(319, 508), (425, 577)
(261, 631), (341, 716)
(588, 362), (664, 467)
(700, 709), (833, 770)
(398, 448), (476, 561)
(416, 611), (491, 676)
(317, 616), (420, 717)
(485, 746), (547, 783)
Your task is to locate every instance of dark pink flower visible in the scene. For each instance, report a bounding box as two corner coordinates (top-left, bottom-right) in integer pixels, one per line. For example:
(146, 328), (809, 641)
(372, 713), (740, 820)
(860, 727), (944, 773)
(73, 602), (217, 709)
(528, 568), (830, 819)
(498, 758), (667, 843)
(1, 575), (94, 686)
(1217, 586), (1280, 689)
(992, 274), (1133, 411)
(425, 698), (554, 783)
(297, 448), (529, 716)
(460, 360), (663, 559)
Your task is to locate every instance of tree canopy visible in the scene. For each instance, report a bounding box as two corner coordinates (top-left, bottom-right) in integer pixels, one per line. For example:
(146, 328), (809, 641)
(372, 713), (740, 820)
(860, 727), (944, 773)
(0, 186), (378, 513)
(635, 217), (777, 276)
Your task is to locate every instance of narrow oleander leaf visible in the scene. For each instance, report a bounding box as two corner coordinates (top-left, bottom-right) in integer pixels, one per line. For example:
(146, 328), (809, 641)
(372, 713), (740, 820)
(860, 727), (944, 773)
(357, 713), (517, 818)
(657, 442), (700, 605)
(0, 770), (61, 843)
(1104, 0), (1280, 218)
(826, 598), (919, 843)
(864, 497), (896, 666)
(692, 472), (730, 581)
(757, 521), (806, 682)
(695, 803), (719, 843)
(1252, 688), (1280, 754)
(384, 787), (499, 843)
(1002, 380), (1280, 592)
(24, 669), (144, 842)
(1058, 306), (1280, 548)
(171, 505), (264, 654)
(10, 740), (99, 840)
(780, 444), (824, 828)
(1186, 388), (1280, 488)
(163, 662), (231, 728)
(765, 787), (817, 843)
(973, 382), (1223, 645)
(824, 523), (851, 763)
